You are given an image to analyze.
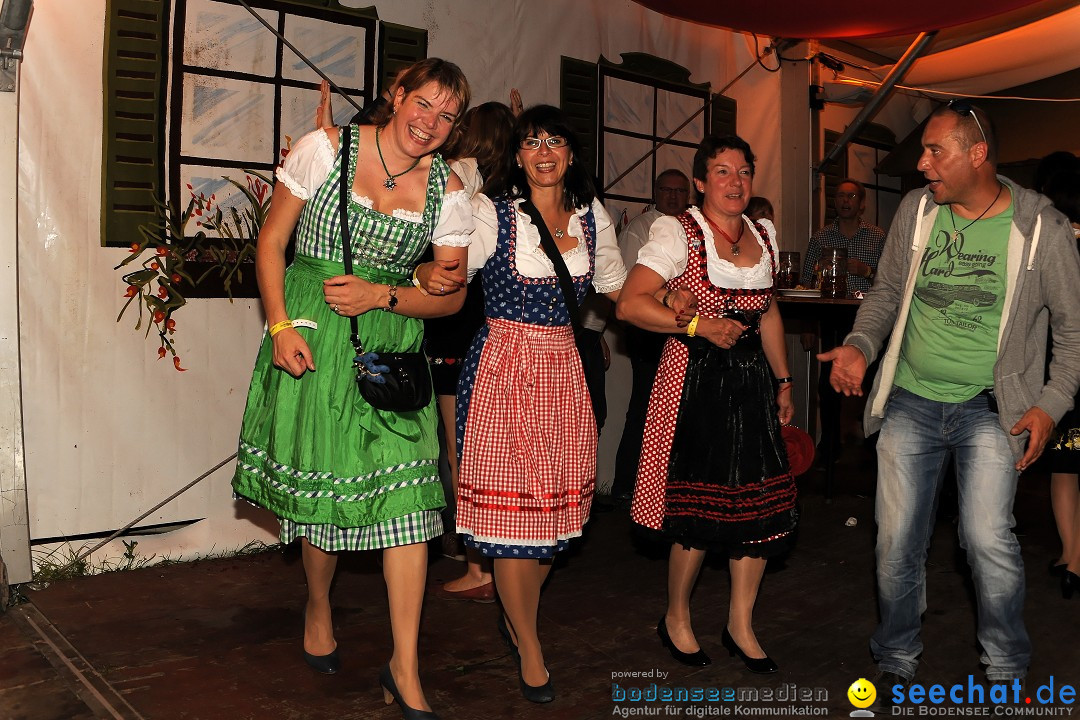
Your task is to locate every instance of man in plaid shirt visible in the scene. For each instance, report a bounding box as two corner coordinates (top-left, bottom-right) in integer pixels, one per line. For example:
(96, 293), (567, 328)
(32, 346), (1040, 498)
(800, 178), (886, 294)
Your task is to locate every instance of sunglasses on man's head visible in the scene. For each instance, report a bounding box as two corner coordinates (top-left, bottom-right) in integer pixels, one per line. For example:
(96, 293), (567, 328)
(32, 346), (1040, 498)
(947, 99), (987, 145)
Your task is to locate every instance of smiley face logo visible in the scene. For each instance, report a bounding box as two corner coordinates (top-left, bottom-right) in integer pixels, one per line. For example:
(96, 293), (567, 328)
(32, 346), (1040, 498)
(848, 678), (876, 709)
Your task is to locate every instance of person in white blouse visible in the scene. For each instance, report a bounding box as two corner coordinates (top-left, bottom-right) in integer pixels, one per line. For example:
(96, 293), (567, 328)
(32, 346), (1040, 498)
(616, 134), (798, 676)
(232, 59), (472, 720)
(453, 105), (627, 704)
(609, 169), (693, 506)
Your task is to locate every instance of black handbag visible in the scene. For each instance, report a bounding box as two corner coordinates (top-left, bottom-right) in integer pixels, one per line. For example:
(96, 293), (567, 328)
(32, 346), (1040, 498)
(338, 125), (432, 412)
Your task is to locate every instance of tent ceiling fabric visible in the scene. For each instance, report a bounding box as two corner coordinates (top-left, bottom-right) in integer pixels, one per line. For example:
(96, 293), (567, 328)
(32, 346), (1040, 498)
(631, 0), (1051, 39)
(873, 4), (1080, 95)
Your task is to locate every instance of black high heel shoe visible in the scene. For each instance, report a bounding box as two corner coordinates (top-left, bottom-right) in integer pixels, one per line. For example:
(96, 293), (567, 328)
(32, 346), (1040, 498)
(721, 628), (778, 674)
(1063, 570), (1079, 599)
(303, 647), (340, 674)
(657, 617), (711, 667)
(1049, 559), (1067, 577)
(498, 615), (554, 703)
(379, 664), (440, 720)
(518, 667), (555, 704)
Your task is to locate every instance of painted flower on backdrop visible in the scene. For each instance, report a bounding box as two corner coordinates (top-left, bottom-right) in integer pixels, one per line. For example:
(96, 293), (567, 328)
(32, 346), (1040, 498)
(114, 169), (272, 369)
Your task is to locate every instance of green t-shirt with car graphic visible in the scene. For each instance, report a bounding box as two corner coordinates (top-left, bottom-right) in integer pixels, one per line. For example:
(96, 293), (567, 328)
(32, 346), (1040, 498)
(893, 201), (1013, 403)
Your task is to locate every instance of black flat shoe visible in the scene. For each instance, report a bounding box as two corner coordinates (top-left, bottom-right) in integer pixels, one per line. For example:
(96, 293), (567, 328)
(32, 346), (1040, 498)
(1063, 570), (1079, 599)
(721, 628), (778, 674)
(303, 647), (340, 674)
(1049, 559), (1067, 577)
(657, 617), (711, 666)
(379, 663), (440, 720)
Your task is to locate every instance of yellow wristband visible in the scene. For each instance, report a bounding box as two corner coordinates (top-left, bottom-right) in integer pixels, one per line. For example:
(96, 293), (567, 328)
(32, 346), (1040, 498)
(268, 320), (293, 337)
(412, 267), (430, 296)
(687, 314), (700, 337)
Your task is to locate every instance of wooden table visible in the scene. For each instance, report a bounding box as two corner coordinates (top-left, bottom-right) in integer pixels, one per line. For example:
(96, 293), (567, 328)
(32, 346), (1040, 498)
(776, 293), (863, 498)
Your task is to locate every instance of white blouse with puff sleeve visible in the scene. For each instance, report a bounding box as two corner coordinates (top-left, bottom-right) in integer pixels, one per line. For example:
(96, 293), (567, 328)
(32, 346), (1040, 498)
(636, 208), (777, 289)
(467, 195), (627, 293)
(274, 127), (473, 247)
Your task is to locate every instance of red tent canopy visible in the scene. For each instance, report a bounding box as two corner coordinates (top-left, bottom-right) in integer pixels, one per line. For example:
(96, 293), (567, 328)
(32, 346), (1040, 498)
(631, 0), (1050, 39)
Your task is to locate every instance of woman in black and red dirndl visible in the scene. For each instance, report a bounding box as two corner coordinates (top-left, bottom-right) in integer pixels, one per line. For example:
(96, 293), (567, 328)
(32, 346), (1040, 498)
(616, 134), (797, 674)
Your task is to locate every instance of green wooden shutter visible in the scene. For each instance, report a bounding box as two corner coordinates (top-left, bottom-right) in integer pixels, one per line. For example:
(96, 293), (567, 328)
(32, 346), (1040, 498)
(709, 94), (738, 137)
(560, 57), (598, 175)
(378, 22), (427, 95)
(101, 0), (169, 248)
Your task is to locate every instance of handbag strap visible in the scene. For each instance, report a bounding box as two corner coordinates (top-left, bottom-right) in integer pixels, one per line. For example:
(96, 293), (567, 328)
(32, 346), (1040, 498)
(519, 199), (583, 335)
(338, 125), (364, 356)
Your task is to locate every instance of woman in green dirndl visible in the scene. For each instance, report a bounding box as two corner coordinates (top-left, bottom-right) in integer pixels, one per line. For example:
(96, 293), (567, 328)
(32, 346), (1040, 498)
(232, 59), (471, 719)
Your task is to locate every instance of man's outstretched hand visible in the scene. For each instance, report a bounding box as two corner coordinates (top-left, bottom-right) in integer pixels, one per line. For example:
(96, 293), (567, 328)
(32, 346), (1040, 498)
(817, 344), (867, 396)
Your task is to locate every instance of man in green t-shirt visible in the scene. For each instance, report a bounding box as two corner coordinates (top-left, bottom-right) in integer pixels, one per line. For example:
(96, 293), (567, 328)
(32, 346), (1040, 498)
(820, 101), (1080, 709)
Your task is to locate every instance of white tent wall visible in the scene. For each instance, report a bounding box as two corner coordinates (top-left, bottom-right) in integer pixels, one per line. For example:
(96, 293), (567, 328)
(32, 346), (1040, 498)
(17, 0), (790, 570)
(1, 63), (32, 585)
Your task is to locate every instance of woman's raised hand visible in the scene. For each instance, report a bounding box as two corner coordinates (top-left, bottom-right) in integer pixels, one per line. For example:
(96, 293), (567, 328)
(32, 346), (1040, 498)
(414, 258), (466, 296)
(315, 79), (334, 130)
(271, 329), (316, 377)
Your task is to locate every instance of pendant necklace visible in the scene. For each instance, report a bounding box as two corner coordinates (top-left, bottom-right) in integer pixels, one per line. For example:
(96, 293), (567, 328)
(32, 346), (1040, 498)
(375, 126), (421, 191)
(542, 212), (565, 238)
(704, 213), (744, 256)
(948, 182), (1003, 242)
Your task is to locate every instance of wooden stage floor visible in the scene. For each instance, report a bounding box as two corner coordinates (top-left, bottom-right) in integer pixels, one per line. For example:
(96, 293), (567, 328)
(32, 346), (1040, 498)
(3, 446), (1079, 719)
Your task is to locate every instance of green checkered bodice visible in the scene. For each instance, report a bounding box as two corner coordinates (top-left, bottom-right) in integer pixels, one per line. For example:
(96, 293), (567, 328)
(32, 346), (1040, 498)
(293, 125), (449, 279)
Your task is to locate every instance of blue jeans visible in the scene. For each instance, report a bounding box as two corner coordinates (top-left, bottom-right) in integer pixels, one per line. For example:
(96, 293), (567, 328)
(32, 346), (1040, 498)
(871, 387), (1029, 682)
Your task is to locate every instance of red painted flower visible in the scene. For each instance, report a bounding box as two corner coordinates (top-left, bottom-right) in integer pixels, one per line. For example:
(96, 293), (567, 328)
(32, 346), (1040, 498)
(157, 287), (169, 299)
(158, 347), (167, 359)
(247, 175), (268, 204)
(123, 285), (138, 298)
(150, 262), (159, 271)
(166, 318), (176, 331)
(153, 311), (165, 324)
(156, 247), (168, 256)
(129, 243), (140, 253)
(173, 356), (187, 372)
(171, 273), (182, 284)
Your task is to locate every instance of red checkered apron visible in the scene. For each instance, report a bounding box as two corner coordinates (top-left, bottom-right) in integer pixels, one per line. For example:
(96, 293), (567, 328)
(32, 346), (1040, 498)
(455, 198), (599, 550)
(457, 319), (596, 546)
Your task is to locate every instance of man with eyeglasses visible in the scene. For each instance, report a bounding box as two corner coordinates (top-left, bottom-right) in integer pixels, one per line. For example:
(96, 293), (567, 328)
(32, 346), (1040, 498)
(607, 169), (692, 507)
(800, 178), (885, 294)
(820, 100), (1080, 709)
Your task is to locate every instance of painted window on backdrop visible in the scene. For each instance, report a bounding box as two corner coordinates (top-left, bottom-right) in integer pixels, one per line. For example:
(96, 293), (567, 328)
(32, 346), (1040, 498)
(578, 53), (734, 234)
(103, 0), (397, 299)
